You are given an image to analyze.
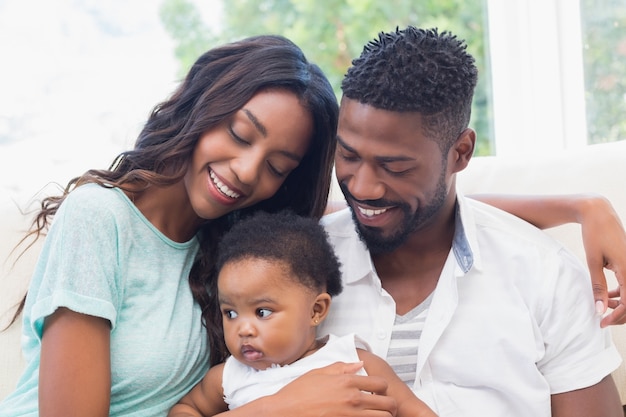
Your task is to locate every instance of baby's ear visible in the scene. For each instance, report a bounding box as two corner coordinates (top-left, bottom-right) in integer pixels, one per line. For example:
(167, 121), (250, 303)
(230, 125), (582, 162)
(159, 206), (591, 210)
(311, 293), (331, 326)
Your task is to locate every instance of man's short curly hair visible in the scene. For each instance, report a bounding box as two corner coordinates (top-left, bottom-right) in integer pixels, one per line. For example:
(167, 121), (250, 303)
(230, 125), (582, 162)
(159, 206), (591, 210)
(216, 211), (342, 297)
(341, 26), (478, 151)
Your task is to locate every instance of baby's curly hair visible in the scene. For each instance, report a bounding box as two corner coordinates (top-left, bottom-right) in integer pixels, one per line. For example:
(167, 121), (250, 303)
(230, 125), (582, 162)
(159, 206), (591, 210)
(341, 26), (478, 151)
(216, 211), (342, 297)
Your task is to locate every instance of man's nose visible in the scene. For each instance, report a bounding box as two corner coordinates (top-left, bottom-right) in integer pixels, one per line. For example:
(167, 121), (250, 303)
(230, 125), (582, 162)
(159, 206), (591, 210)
(346, 163), (385, 201)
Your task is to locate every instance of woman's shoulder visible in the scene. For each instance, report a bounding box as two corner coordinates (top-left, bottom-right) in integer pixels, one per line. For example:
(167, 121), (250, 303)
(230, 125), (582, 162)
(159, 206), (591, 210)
(68, 182), (122, 200)
(63, 183), (128, 211)
(55, 184), (133, 227)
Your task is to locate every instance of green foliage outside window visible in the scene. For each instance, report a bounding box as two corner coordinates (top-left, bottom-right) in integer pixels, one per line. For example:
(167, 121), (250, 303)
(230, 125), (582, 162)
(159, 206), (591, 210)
(580, 0), (626, 144)
(160, 0), (494, 155)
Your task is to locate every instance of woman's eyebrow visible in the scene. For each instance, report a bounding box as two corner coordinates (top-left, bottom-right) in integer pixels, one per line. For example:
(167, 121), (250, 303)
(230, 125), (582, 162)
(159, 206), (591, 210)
(242, 108), (267, 137)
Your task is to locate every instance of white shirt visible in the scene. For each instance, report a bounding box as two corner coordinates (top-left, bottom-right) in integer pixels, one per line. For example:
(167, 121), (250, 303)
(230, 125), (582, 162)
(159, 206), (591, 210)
(318, 191), (621, 416)
(222, 334), (367, 409)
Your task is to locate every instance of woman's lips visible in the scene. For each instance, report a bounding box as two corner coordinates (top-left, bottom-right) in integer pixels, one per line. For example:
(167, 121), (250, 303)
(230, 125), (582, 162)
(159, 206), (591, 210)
(207, 169), (243, 206)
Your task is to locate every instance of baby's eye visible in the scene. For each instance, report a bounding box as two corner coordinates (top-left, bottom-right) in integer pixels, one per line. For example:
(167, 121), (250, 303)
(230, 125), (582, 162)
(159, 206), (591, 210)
(224, 310), (238, 319)
(256, 308), (272, 318)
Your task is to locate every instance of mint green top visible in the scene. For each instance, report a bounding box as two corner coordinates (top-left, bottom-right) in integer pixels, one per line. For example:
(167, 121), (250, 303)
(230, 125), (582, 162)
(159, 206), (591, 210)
(0, 184), (209, 416)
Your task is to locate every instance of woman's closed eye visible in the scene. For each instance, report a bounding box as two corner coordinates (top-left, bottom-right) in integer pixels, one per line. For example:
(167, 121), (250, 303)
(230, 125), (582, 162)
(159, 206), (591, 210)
(229, 125), (292, 178)
(266, 161), (288, 178)
(228, 126), (249, 146)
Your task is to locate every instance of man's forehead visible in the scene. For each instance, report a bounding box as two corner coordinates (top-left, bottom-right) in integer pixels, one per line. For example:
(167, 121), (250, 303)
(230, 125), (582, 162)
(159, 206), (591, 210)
(339, 101), (425, 138)
(339, 98), (423, 125)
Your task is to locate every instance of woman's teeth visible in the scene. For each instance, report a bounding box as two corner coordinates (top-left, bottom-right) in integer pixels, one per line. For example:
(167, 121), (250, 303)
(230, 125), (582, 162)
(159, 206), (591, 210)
(210, 171), (240, 199)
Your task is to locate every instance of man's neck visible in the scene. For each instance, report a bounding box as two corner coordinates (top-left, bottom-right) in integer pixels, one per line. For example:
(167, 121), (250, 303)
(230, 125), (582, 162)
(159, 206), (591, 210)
(372, 198), (457, 315)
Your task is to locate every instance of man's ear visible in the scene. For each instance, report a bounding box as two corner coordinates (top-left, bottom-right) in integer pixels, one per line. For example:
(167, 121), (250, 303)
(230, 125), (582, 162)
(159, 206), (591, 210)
(449, 128), (476, 174)
(311, 293), (332, 326)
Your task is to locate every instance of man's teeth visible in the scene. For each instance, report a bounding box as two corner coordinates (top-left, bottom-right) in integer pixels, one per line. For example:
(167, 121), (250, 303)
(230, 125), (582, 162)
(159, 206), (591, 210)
(210, 171), (240, 198)
(357, 206), (387, 216)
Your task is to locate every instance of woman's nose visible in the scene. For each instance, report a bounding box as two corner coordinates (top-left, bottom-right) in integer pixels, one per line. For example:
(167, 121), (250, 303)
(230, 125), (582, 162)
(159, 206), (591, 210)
(231, 152), (263, 187)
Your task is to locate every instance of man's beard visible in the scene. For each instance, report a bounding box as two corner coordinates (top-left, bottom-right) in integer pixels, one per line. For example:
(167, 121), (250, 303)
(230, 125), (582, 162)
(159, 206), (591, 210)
(340, 171), (448, 255)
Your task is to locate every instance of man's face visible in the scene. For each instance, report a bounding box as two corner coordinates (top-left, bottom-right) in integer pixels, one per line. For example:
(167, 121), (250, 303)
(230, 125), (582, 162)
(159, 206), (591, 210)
(334, 98), (453, 254)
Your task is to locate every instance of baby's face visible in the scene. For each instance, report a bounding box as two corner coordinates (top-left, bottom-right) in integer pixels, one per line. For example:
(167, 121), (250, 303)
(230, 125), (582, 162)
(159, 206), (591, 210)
(218, 257), (320, 370)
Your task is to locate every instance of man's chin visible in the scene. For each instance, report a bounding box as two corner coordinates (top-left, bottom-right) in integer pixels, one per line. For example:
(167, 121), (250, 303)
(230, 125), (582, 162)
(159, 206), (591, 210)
(348, 205), (407, 254)
(355, 224), (401, 254)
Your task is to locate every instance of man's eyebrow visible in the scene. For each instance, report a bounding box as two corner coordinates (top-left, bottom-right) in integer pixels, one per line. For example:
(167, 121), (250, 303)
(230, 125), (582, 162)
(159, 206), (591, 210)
(242, 108), (267, 137)
(336, 135), (355, 153)
(337, 135), (415, 163)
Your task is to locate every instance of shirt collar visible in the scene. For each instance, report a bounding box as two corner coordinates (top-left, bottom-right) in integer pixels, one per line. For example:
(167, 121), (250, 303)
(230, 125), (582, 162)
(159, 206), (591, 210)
(452, 201), (473, 273)
(454, 191), (483, 273)
(322, 209), (376, 285)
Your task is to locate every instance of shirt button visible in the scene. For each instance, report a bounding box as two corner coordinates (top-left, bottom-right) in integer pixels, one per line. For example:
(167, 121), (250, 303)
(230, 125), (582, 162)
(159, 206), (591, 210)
(376, 330), (386, 339)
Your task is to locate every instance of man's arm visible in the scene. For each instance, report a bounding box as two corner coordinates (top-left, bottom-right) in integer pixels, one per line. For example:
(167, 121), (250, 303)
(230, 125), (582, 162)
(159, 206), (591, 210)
(551, 375), (622, 417)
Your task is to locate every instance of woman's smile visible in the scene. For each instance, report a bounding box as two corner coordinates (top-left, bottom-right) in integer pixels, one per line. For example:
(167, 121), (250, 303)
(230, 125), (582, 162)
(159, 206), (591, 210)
(208, 169), (243, 203)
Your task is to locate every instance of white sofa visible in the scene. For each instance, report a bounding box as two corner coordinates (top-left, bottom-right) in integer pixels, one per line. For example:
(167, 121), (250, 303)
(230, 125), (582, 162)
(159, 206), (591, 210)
(2, 140), (626, 404)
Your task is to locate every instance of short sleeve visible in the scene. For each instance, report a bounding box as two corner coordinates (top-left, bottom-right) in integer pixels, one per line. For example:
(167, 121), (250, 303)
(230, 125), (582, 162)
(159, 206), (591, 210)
(536, 248), (622, 393)
(28, 186), (122, 338)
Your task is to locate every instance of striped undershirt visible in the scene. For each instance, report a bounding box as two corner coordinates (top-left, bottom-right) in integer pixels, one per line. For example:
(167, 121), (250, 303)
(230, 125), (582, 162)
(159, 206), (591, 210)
(387, 292), (434, 387)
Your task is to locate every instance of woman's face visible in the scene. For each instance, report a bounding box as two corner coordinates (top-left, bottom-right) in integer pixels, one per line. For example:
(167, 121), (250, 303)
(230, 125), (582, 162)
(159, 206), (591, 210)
(184, 89), (313, 220)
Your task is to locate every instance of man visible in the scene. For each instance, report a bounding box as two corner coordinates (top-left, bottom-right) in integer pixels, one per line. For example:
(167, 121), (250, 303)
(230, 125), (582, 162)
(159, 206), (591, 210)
(318, 26), (623, 416)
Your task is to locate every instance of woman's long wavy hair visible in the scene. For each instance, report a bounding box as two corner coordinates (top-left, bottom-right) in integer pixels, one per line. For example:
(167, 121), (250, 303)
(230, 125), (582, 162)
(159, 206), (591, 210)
(10, 35), (339, 365)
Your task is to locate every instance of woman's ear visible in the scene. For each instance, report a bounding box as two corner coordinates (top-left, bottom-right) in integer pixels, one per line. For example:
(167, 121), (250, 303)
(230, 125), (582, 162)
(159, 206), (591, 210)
(311, 293), (331, 326)
(449, 128), (476, 173)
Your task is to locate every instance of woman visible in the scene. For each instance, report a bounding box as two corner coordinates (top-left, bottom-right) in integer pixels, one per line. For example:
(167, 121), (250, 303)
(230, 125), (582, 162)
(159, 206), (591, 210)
(0, 34), (338, 416)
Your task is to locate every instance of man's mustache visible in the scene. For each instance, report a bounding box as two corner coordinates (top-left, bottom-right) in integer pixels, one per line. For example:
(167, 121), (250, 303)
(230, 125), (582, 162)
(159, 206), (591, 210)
(339, 182), (397, 209)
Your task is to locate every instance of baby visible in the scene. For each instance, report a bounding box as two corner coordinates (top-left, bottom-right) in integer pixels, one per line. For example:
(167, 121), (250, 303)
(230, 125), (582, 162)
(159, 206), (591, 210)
(169, 211), (436, 417)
